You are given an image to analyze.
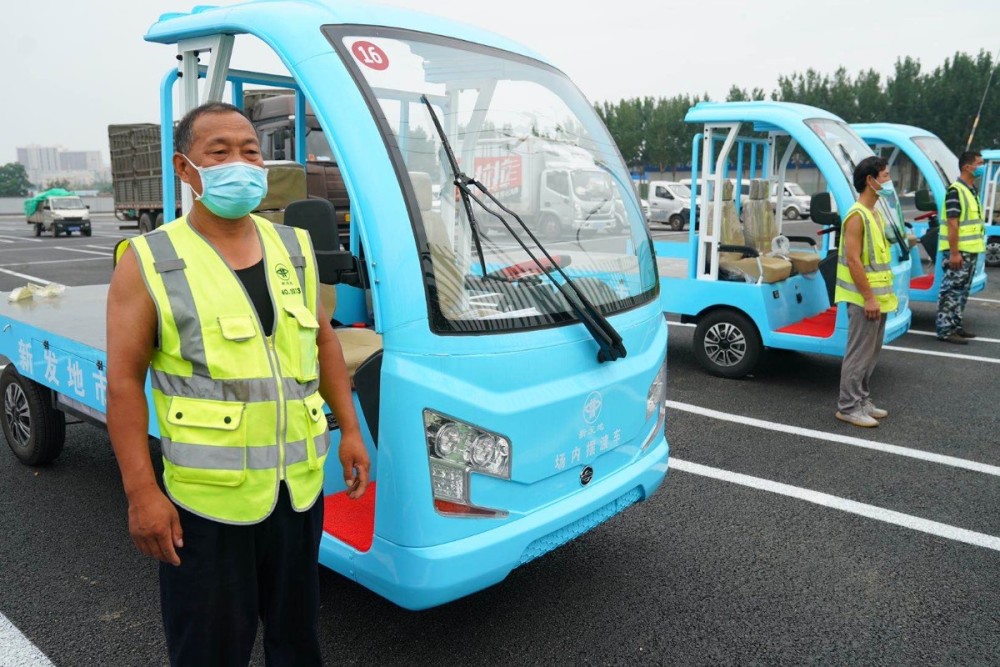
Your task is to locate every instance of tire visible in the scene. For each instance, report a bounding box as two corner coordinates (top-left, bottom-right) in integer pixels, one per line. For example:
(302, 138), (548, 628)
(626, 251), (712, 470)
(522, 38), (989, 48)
(784, 207), (800, 221)
(0, 366), (65, 466)
(668, 214), (684, 231)
(155, 213), (164, 229)
(692, 309), (762, 379)
(82, 227), (92, 237)
(34, 223), (41, 237)
(539, 214), (562, 241)
(138, 212), (153, 234)
(986, 237), (1000, 268)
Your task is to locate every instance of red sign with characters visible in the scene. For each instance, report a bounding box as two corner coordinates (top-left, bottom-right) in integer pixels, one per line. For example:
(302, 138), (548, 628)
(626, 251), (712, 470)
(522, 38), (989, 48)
(351, 41), (389, 71)
(473, 155), (523, 201)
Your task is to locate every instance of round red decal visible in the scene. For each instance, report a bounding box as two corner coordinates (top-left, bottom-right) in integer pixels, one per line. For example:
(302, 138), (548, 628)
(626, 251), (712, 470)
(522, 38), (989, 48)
(352, 41), (389, 71)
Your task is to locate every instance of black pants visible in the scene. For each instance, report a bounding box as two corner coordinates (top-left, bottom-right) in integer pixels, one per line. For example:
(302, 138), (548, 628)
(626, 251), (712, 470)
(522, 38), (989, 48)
(160, 484), (324, 667)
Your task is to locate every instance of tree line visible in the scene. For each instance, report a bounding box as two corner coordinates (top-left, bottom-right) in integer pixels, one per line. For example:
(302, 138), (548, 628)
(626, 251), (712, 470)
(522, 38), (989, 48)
(595, 50), (999, 175)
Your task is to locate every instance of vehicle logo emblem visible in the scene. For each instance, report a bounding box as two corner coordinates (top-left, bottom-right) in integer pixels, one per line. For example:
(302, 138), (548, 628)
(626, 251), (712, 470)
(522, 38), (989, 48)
(580, 466), (594, 486)
(583, 391), (602, 424)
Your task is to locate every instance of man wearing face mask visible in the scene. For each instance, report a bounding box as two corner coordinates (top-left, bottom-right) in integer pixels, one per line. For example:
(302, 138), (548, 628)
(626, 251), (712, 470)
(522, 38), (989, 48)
(936, 150), (986, 344)
(834, 156), (898, 428)
(106, 102), (369, 666)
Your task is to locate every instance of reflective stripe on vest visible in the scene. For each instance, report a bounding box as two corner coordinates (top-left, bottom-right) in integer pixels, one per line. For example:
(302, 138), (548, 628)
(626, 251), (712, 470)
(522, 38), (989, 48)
(939, 181), (986, 253)
(834, 203), (898, 313)
(130, 214), (326, 525)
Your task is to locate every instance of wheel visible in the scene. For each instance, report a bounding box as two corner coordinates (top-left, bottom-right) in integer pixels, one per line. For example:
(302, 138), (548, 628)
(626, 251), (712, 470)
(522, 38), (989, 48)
(986, 237), (1000, 268)
(668, 214), (684, 231)
(155, 213), (164, 228)
(34, 223), (41, 237)
(138, 212), (153, 234)
(54, 226), (63, 237)
(784, 207), (800, 221)
(692, 309), (762, 379)
(0, 366), (65, 466)
(539, 214), (562, 241)
(82, 227), (92, 237)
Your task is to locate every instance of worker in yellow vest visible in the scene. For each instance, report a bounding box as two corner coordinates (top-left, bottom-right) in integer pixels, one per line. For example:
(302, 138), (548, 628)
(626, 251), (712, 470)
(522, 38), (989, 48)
(834, 156), (898, 428)
(936, 150), (986, 344)
(106, 102), (369, 666)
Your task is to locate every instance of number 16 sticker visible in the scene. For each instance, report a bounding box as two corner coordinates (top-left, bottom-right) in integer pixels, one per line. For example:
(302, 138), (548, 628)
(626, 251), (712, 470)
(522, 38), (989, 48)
(352, 41), (389, 71)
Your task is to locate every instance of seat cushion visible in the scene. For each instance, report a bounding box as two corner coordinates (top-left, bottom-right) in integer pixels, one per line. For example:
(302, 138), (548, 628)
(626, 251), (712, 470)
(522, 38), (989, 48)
(333, 328), (383, 380)
(720, 256), (792, 284)
(786, 251), (820, 275)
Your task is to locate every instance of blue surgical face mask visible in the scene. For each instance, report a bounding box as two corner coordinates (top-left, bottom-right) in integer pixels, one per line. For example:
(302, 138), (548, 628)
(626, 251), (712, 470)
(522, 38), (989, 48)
(872, 178), (894, 198)
(183, 156), (268, 219)
(972, 164), (985, 179)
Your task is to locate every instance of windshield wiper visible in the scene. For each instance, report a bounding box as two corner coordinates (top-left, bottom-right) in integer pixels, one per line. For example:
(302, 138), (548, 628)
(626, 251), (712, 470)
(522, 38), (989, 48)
(420, 95), (626, 363)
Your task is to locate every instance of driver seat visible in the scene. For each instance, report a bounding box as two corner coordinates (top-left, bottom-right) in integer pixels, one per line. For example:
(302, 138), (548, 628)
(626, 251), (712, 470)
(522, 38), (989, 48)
(743, 179), (820, 275)
(715, 180), (791, 283)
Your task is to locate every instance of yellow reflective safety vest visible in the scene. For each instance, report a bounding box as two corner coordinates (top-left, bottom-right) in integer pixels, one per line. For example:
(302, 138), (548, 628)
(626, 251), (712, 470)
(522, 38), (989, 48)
(939, 180), (986, 253)
(130, 214), (328, 524)
(834, 203), (898, 313)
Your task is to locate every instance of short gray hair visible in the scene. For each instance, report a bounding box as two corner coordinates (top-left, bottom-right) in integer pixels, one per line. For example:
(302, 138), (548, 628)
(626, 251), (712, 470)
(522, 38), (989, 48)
(174, 102), (251, 154)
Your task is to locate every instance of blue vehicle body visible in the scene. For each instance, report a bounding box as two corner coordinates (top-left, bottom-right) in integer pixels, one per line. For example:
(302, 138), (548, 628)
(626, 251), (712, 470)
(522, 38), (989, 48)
(655, 102), (911, 377)
(978, 149), (1000, 267)
(853, 122), (989, 296)
(149, 0), (668, 610)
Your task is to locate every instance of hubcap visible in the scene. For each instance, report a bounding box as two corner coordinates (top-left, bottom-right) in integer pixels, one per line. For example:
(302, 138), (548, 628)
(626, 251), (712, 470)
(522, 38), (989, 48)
(704, 322), (747, 367)
(986, 242), (1000, 266)
(4, 383), (31, 449)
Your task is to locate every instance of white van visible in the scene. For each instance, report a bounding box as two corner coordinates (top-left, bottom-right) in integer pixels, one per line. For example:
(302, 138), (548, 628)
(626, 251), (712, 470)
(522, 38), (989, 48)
(772, 181), (811, 220)
(647, 180), (693, 230)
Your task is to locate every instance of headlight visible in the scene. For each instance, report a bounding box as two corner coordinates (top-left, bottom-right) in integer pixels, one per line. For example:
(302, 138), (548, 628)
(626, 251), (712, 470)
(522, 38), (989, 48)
(424, 410), (511, 518)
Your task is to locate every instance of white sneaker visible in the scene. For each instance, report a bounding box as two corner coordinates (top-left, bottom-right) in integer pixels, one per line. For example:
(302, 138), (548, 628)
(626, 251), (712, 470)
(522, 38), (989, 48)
(862, 400), (888, 419)
(835, 410), (879, 428)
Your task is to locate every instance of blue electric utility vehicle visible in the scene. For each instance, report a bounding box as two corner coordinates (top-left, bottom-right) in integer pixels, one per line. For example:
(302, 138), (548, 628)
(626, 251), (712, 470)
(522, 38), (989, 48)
(0, 0), (668, 610)
(655, 102), (912, 378)
(854, 123), (990, 295)
(979, 149), (1000, 267)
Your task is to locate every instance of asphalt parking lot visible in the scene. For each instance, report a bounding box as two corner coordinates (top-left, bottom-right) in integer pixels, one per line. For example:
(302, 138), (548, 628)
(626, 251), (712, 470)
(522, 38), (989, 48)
(1, 214), (998, 665)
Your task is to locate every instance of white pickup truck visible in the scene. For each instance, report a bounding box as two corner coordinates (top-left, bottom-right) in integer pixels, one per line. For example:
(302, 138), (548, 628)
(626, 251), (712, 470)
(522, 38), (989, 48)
(25, 192), (92, 237)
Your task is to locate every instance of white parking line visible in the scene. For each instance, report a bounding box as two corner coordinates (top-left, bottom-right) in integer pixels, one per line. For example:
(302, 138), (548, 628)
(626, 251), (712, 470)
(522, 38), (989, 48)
(0, 268), (50, 284)
(907, 329), (1000, 344)
(969, 297), (1000, 304)
(666, 400), (1000, 477)
(0, 257), (108, 268)
(0, 612), (54, 666)
(53, 246), (112, 257)
(0, 235), (43, 243)
(670, 458), (1000, 552)
(882, 345), (1000, 364)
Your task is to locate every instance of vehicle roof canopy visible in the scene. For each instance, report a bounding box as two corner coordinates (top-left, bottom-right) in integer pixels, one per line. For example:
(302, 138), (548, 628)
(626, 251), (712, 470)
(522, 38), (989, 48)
(23, 188), (76, 217)
(144, 0), (549, 66)
(851, 122), (940, 144)
(684, 101), (842, 132)
(982, 149), (1000, 163)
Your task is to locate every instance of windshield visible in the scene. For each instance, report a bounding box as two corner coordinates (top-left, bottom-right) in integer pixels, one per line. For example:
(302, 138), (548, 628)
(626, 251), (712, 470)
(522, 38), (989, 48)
(804, 119), (905, 240)
(670, 184), (691, 198)
(330, 28), (657, 334)
(49, 197), (85, 209)
(912, 135), (960, 188)
(786, 183), (807, 196)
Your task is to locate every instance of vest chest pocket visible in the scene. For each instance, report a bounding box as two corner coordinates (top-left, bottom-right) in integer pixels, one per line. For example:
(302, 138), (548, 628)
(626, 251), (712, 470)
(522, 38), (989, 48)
(218, 315), (258, 342)
(164, 396), (248, 487)
(282, 303), (320, 382)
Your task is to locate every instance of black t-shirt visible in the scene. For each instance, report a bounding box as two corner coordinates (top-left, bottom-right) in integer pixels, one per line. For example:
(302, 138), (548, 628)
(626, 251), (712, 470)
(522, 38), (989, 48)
(235, 260), (275, 336)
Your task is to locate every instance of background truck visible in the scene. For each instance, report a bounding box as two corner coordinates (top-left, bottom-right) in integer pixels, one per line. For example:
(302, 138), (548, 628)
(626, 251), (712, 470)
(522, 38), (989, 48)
(108, 93), (351, 235)
(472, 136), (618, 239)
(23, 188), (92, 237)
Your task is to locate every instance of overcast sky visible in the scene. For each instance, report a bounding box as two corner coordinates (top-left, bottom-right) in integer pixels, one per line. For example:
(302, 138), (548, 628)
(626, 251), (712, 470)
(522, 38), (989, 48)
(2, 0), (998, 165)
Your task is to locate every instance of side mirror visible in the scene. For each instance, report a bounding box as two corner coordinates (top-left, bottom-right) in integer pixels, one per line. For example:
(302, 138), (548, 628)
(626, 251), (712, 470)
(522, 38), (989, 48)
(284, 198), (363, 286)
(809, 192), (840, 227)
(914, 189), (936, 212)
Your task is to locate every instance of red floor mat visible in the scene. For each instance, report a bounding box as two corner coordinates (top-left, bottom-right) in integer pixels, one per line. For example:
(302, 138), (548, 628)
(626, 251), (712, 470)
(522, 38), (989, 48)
(776, 306), (838, 338)
(910, 274), (934, 290)
(323, 482), (376, 552)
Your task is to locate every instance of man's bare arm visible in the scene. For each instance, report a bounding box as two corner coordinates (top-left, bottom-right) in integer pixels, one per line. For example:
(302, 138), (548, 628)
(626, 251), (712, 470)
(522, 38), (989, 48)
(107, 247), (183, 565)
(315, 302), (369, 498)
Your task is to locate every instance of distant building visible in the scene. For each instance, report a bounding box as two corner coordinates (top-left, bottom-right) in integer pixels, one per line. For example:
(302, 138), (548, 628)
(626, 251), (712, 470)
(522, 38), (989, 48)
(16, 145), (108, 187)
